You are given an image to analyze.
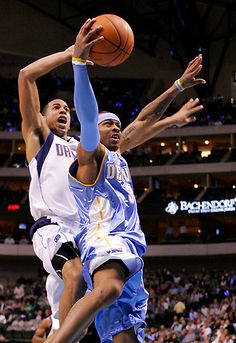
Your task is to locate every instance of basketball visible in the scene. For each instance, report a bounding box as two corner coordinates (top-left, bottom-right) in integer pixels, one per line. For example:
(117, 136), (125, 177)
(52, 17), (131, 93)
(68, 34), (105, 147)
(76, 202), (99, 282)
(89, 14), (134, 67)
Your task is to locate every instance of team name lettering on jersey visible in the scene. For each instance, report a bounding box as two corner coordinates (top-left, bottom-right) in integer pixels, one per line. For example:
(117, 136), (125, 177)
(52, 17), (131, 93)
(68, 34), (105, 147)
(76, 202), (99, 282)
(56, 144), (76, 158)
(106, 163), (131, 183)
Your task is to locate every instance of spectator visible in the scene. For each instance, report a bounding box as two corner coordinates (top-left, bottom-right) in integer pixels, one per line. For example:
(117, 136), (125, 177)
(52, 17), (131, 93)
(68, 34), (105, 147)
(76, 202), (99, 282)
(4, 235), (15, 245)
(179, 221), (188, 240)
(0, 311), (6, 325)
(182, 328), (196, 342)
(165, 222), (175, 240)
(18, 235), (29, 245)
(173, 299), (186, 316)
(0, 285), (4, 296)
(35, 309), (43, 323)
(13, 284), (24, 300)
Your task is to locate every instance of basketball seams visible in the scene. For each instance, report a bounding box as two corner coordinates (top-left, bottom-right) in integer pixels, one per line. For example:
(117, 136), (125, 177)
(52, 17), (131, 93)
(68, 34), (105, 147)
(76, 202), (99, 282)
(103, 15), (121, 51)
(103, 17), (132, 55)
(89, 14), (134, 67)
(105, 27), (133, 67)
(92, 16), (130, 54)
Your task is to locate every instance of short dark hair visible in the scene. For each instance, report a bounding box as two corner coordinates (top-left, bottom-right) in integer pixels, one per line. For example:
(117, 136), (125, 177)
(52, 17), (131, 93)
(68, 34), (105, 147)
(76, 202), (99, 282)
(41, 97), (54, 115)
(41, 103), (49, 116)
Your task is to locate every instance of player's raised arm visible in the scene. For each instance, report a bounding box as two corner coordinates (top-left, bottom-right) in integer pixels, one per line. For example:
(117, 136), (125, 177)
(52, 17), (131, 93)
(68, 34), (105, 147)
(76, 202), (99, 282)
(18, 47), (74, 162)
(119, 98), (203, 154)
(72, 18), (104, 184)
(119, 54), (206, 153)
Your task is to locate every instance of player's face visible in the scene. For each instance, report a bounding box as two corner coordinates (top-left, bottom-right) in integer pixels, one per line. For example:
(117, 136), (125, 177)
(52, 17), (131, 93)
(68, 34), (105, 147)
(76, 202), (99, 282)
(44, 99), (71, 139)
(99, 119), (121, 151)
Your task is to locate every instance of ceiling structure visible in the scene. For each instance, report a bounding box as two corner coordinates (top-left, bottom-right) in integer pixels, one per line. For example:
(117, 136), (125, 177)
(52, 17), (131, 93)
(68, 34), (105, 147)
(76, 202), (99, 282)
(16, 0), (236, 96)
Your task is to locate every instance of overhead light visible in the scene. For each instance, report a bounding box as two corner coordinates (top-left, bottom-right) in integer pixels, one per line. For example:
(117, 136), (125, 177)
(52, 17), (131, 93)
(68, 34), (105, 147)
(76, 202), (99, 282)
(194, 184), (199, 188)
(160, 142), (165, 147)
(204, 140), (210, 145)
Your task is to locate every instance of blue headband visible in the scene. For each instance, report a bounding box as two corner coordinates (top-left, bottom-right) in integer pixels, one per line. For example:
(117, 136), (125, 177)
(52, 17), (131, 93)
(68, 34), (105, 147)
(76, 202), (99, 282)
(98, 112), (121, 126)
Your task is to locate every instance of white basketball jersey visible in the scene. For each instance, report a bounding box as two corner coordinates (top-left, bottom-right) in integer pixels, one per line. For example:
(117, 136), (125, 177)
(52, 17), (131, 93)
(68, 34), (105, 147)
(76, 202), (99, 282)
(28, 132), (79, 221)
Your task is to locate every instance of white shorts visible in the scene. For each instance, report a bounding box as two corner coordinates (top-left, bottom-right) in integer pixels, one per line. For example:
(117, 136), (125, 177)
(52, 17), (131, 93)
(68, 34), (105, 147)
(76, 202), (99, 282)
(32, 223), (77, 275)
(31, 217), (80, 276)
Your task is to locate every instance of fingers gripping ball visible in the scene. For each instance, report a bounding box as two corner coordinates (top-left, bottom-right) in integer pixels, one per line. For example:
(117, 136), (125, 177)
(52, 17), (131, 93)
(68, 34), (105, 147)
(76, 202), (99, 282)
(89, 14), (134, 67)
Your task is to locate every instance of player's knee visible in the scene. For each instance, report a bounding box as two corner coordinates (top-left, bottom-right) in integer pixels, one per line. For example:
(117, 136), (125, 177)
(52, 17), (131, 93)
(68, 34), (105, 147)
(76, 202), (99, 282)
(110, 279), (124, 299)
(95, 279), (124, 308)
(62, 258), (83, 283)
(103, 279), (124, 301)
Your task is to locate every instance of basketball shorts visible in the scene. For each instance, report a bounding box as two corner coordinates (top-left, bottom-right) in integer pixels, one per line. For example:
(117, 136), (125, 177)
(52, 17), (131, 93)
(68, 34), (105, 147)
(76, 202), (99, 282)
(31, 216), (80, 277)
(78, 234), (144, 290)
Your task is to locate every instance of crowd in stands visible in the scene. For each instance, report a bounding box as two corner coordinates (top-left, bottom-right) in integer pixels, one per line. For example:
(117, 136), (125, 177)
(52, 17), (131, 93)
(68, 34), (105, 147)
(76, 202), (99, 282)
(2, 234), (29, 245)
(0, 268), (235, 342)
(1, 75), (236, 133)
(0, 76), (20, 132)
(3, 145), (236, 170)
(123, 146), (236, 167)
(1, 181), (236, 245)
(144, 268), (236, 342)
(0, 74), (147, 132)
(0, 274), (50, 342)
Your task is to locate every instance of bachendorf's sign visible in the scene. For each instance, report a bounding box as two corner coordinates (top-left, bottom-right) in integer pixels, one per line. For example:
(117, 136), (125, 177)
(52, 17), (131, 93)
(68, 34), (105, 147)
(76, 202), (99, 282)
(165, 197), (236, 215)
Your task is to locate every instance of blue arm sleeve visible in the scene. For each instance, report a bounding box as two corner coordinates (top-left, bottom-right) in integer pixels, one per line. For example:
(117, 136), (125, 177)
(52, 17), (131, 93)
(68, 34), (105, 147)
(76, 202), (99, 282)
(73, 64), (100, 152)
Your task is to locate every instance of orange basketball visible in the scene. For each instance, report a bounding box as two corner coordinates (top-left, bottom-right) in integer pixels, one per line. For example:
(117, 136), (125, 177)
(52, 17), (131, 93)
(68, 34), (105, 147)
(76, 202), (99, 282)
(89, 14), (134, 67)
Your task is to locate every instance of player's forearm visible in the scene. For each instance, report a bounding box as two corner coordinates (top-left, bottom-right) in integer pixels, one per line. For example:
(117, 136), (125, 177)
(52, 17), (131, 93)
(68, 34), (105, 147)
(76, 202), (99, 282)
(150, 114), (178, 131)
(137, 83), (179, 121)
(144, 111), (189, 134)
(19, 51), (72, 80)
(120, 108), (183, 153)
(73, 63), (99, 151)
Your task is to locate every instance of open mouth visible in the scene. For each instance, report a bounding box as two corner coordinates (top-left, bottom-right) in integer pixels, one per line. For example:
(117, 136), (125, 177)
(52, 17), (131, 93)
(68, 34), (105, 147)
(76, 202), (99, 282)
(112, 134), (120, 140)
(57, 116), (67, 125)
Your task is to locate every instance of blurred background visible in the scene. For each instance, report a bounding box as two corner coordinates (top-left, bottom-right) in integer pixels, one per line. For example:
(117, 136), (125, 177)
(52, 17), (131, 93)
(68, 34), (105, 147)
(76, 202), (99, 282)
(0, 1), (236, 342)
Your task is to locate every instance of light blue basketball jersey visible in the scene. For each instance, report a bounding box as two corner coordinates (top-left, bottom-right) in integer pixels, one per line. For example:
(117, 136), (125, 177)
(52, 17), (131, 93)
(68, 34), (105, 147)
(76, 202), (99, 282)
(69, 147), (146, 259)
(69, 147), (148, 343)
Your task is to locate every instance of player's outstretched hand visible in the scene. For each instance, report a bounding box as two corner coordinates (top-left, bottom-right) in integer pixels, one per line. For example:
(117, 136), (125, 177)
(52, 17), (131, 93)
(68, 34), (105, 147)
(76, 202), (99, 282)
(170, 98), (203, 127)
(179, 54), (206, 90)
(73, 18), (104, 60)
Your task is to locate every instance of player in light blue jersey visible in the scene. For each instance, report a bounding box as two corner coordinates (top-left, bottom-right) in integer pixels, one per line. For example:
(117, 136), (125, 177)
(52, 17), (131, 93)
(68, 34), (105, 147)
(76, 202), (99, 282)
(45, 18), (205, 343)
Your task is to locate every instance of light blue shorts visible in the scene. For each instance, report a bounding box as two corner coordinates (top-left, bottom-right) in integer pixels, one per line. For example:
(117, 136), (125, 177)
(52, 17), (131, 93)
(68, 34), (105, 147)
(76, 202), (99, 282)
(95, 270), (148, 343)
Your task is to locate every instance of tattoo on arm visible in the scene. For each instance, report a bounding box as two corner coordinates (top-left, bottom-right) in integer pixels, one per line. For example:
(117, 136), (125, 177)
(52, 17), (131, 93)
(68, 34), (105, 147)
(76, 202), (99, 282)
(144, 97), (170, 119)
(122, 124), (137, 142)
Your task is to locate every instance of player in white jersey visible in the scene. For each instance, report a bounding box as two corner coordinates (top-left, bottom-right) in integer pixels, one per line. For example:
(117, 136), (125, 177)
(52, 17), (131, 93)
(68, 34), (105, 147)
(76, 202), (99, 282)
(17, 43), (99, 327)
(45, 18), (205, 343)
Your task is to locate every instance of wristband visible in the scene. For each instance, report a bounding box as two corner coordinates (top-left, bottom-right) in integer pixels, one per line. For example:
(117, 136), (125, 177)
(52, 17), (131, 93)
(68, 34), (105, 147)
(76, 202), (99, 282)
(175, 79), (185, 92)
(72, 57), (86, 65)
